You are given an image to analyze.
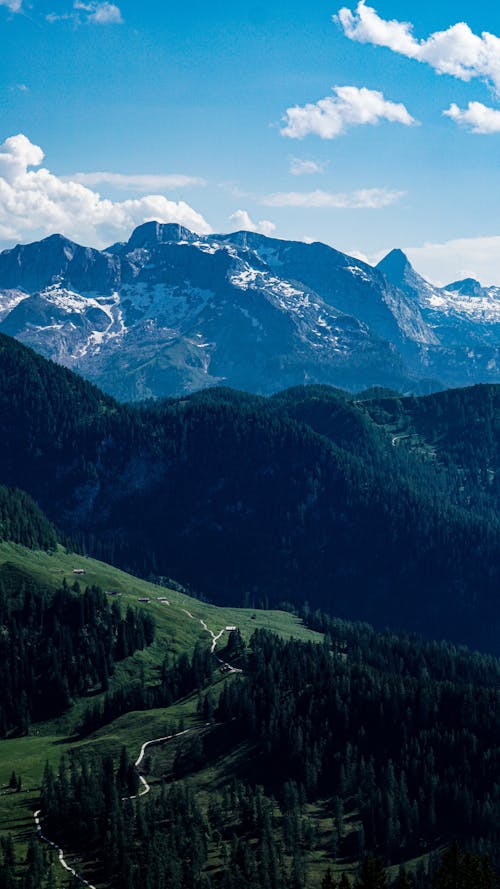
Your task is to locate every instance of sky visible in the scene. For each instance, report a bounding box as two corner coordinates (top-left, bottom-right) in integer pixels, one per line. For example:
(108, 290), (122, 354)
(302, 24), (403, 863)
(3, 0), (500, 283)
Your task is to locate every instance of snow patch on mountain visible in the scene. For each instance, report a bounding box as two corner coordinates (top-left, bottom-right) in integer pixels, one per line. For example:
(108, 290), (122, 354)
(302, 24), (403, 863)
(0, 289), (29, 321)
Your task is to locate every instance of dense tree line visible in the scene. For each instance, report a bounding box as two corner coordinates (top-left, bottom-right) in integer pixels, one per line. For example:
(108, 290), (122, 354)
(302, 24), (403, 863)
(297, 606), (500, 690)
(0, 486), (57, 551)
(2, 755), (495, 889)
(0, 604), (496, 887)
(217, 629), (500, 862)
(40, 753), (208, 889)
(362, 383), (500, 522)
(0, 565), (154, 734)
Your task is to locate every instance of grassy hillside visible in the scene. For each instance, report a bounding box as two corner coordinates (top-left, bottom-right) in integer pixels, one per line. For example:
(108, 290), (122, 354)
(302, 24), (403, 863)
(0, 543), (497, 889)
(0, 541), (322, 883)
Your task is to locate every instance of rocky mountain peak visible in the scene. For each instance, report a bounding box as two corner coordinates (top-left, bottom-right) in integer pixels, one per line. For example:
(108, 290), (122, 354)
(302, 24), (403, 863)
(445, 278), (483, 297)
(126, 221), (197, 251)
(377, 249), (413, 283)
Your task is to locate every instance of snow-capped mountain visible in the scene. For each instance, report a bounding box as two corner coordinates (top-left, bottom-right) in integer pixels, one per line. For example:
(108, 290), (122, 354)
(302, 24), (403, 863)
(378, 249), (500, 384)
(1, 222), (500, 400)
(0, 223), (422, 399)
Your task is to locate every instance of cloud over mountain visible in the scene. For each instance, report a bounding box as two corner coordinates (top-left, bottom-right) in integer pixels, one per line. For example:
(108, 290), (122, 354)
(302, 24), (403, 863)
(0, 134), (212, 248)
(261, 187), (405, 209)
(228, 209), (276, 235)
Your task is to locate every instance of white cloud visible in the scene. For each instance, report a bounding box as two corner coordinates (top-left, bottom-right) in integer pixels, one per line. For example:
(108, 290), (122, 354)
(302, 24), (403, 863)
(337, 1), (500, 94)
(281, 85), (416, 140)
(444, 101), (500, 133)
(0, 134), (212, 248)
(261, 188), (405, 209)
(14, 83), (29, 93)
(48, 1), (123, 24)
(69, 171), (206, 190)
(0, 0), (22, 12)
(348, 247), (371, 263)
(74, 1), (122, 23)
(228, 210), (276, 237)
(289, 158), (327, 176)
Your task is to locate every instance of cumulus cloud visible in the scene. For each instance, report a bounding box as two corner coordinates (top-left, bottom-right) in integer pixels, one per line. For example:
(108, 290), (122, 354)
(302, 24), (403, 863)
(0, 133), (212, 248)
(444, 101), (500, 133)
(74, 1), (122, 23)
(281, 85), (416, 140)
(337, 2), (500, 93)
(0, 0), (22, 12)
(261, 188), (405, 209)
(289, 158), (328, 175)
(228, 210), (276, 236)
(69, 171), (206, 190)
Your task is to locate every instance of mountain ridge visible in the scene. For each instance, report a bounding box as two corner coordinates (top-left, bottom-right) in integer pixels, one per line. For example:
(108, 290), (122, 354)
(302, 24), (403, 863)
(0, 225), (437, 399)
(2, 224), (500, 399)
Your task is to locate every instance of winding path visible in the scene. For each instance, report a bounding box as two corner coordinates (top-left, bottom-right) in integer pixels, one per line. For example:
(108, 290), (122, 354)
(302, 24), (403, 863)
(33, 604), (242, 885)
(391, 433), (409, 447)
(198, 618), (243, 673)
(126, 729), (190, 799)
(34, 809), (97, 889)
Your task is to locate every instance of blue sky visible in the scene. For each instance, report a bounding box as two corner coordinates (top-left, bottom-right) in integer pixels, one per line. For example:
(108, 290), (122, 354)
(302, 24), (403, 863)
(3, 0), (500, 282)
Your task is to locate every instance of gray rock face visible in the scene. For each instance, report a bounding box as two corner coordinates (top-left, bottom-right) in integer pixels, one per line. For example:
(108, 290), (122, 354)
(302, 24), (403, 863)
(377, 249), (500, 385)
(2, 224), (500, 400)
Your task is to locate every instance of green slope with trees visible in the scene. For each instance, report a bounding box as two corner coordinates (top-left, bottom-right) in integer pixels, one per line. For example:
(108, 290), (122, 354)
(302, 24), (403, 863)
(1, 333), (500, 652)
(0, 494), (496, 888)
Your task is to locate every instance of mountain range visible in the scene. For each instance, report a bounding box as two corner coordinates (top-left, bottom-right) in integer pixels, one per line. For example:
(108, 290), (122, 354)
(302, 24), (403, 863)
(3, 222), (500, 399)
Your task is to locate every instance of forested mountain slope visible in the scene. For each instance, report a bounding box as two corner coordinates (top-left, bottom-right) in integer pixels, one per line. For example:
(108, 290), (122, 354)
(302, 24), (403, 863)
(0, 442), (497, 886)
(0, 333), (499, 651)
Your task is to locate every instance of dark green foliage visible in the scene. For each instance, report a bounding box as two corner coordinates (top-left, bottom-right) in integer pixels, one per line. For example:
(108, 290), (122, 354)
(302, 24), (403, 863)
(1, 335), (500, 651)
(0, 486), (57, 551)
(1, 757), (498, 889)
(217, 628), (500, 860)
(355, 858), (387, 888)
(321, 868), (338, 888)
(0, 567), (154, 734)
(40, 754), (208, 889)
(432, 841), (498, 889)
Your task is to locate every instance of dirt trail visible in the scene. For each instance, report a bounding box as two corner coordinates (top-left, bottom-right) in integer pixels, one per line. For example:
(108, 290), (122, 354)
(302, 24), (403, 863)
(33, 603), (242, 884)
(34, 809), (97, 889)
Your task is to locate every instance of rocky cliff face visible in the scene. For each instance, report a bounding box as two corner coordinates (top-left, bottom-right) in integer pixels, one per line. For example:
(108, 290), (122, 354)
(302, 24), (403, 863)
(377, 249), (500, 385)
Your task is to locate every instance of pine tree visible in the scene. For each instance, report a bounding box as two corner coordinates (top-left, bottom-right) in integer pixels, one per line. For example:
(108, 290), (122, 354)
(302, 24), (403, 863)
(355, 857), (387, 889)
(321, 867), (338, 889)
(433, 840), (462, 889)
